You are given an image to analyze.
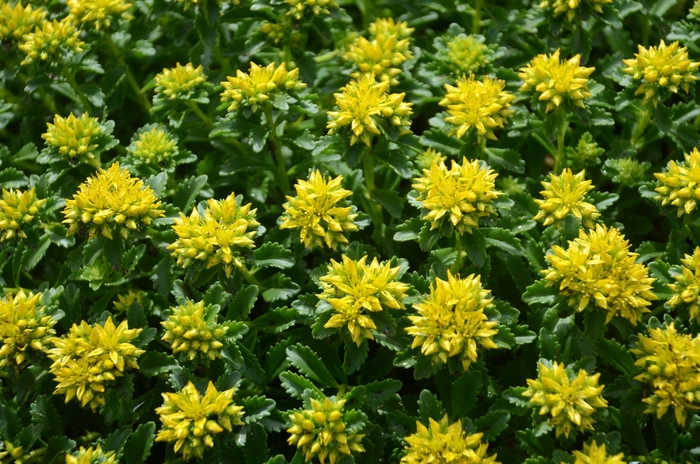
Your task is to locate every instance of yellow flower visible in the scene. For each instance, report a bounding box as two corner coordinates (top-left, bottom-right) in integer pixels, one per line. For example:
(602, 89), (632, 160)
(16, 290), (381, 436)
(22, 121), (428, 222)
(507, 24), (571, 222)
(439, 75), (515, 140)
(406, 271), (499, 370)
(533, 168), (600, 229)
(401, 415), (500, 464)
(368, 18), (414, 41)
(318, 255), (409, 346)
(654, 148), (700, 217)
(691, 0), (700, 20)
(167, 193), (260, 278)
(539, 0), (612, 21)
(286, 0), (337, 19)
(631, 323), (700, 426)
(41, 112), (103, 162)
(280, 170), (359, 249)
(0, 188), (46, 241)
(0, 291), (55, 369)
(62, 162), (165, 240)
(522, 361), (608, 438)
(569, 132), (604, 168)
(412, 157), (501, 235)
(48, 317), (144, 410)
(327, 74), (413, 146)
(260, 21), (285, 44)
(0, 2), (46, 40)
(154, 62), (206, 100)
(65, 445), (118, 464)
(445, 34), (492, 75)
(542, 224), (657, 324)
(113, 289), (144, 312)
(519, 49), (595, 112)
(622, 40), (700, 105)
(0, 441), (46, 463)
(128, 125), (179, 165)
(572, 441), (626, 464)
(415, 148), (446, 171)
(161, 300), (229, 361)
(67, 0), (132, 30)
(668, 247), (700, 321)
(155, 381), (244, 461)
(19, 19), (84, 66)
(287, 396), (365, 464)
(220, 62), (306, 113)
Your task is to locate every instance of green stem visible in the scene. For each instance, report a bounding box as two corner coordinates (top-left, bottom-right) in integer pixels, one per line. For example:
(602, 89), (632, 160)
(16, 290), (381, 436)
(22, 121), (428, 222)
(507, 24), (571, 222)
(239, 264), (262, 287)
(641, 14), (650, 47)
(631, 105), (652, 148)
(264, 106), (290, 193)
(188, 100), (213, 127)
(213, 42), (234, 77)
(104, 35), (151, 114)
(314, 51), (339, 63)
(555, 117), (569, 173)
(451, 234), (463, 275)
(531, 132), (558, 155)
(472, 0), (483, 34)
(363, 151), (383, 228)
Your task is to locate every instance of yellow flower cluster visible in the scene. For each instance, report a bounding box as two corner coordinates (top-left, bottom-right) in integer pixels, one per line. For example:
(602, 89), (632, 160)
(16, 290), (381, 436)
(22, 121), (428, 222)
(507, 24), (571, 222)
(668, 247), (700, 321)
(280, 170), (359, 249)
(48, 317), (144, 410)
(0, 2), (46, 40)
(318, 255), (409, 346)
(161, 300), (229, 361)
(445, 35), (492, 75)
(130, 125), (178, 165)
(654, 147), (700, 217)
(18, 19), (84, 66)
(42, 113), (102, 162)
(519, 49), (595, 112)
(573, 441), (625, 464)
(0, 441), (46, 463)
(62, 162), (165, 240)
(113, 289), (143, 312)
(0, 188), (46, 241)
(368, 18), (414, 39)
(259, 22), (285, 44)
(287, 397), (365, 464)
(401, 415), (500, 464)
(167, 193), (260, 277)
(622, 40), (700, 105)
(439, 75), (515, 140)
(155, 381), (245, 461)
(603, 158), (649, 187)
(415, 148), (446, 171)
(539, 0), (612, 21)
(406, 272), (499, 370)
(286, 0), (337, 19)
(0, 291), (55, 369)
(326, 74), (413, 146)
(67, 0), (132, 30)
(631, 323), (700, 426)
(220, 62), (306, 113)
(65, 445), (118, 464)
(412, 157), (501, 235)
(154, 63), (207, 100)
(570, 132), (604, 168)
(691, 0), (700, 20)
(542, 224), (657, 324)
(532, 168), (600, 229)
(523, 361), (608, 438)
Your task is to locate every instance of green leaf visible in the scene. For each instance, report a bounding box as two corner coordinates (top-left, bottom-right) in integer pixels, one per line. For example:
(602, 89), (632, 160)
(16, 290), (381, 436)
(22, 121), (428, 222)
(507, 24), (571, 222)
(0, 167), (27, 189)
(481, 227), (523, 256)
(286, 344), (340, 388)
(538, 327), (560, 360)
(173, 175), (208, 212)
(371, 189), (404, 218)
(343, 340), (369, 375)
(138, 352), (179, 377)
(45, 224), (75, 248)
(475, 410), (510, 441)
(463, 229), (487, 267)
(243, 423), (269, 464)
(653, 102), (673, 133)
(483, 148), (525, 173)
(373, 149), (413, 178)
(124, 422), (155, 464)
(418, 390), (446, 423)
(523, 279), (558, 305)
(655, 417), (678, 456)
(419, 223), (442, 251)
(21, 234), (50, 272)
(262, 275), (301, 302)
(451, 370), (481, 418)
(241, 396), (276, 424)
(30, 396), (62, 438)
(394, 217), (422, 242)
(249, 307), (296, 333)
(150, 255), (173, 298)
(254, 242), (295, 269)
(597, 339), (638, 375)
(279, 371), (322, 399)
(227, 285), (259, 319)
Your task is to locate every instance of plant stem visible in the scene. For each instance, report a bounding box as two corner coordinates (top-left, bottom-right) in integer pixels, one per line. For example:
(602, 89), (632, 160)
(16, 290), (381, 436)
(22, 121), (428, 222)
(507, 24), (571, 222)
(631, 105), (652, 148)
(451, 233), (463, 275)
(65, 72), (93, 111)
(264, 106), (290, 192)
(188, 100), (213, 127)
(213, 42), (234, 77)
(531, 132), (558, 155)
(554, 117), (569, 173)
(238, 264), (262, 287)
(472, 0), (482, 34)
(363, 151), (383, 228)
(104, 34), (152, 114)
(314, 50), (339, 63)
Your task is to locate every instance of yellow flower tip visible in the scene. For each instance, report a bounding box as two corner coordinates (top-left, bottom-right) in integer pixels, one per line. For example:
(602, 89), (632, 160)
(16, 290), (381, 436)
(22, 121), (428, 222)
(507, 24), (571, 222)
(65, 444), (118, 464)
(167, 193), (260, 277)
(540, 0), (612, 21)
(113, 290), (144, 312)
(523, 361), (607, 438)
(532, 168), (600, 229)
(0, 187), (46, 242)
(318, 254), (409, 346)
(18, 18), (84, 66)
(327, 74), (413, 146)
(285, 0), (338, 19)
(654, 147), (700, 217)
(622, 40), (700, 105)
(67, 0), (132, 30)
(220, 61), (306, 113)
(542, 224), (656, 323)
(668, 246), (700, 321)
(0, 290), (55, 370)
(161, 300), (229, 361)
(406, 272), (500, 370)
(62, 162), (165, 240)
(41, 112), (103, 162)
(439, 74), (515, 141)
(280, 170), (359, 250)
(412, 157), (501, 235)
(156, 381), (244, 461)
(0, 2), (46, 40)
(129, 125), (179, 165)
(401, 415), (500, 464)
(573, 441), (626, 464)
(155, 62), (207, 100)
(631, 323), (700, 426)
(415, 148), (447, 171)
(519, 49), (595, 112)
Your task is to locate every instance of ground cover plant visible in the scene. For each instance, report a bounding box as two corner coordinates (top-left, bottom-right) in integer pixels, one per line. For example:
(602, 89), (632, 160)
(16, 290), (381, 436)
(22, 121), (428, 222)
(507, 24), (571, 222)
(3, 0), (700, 462)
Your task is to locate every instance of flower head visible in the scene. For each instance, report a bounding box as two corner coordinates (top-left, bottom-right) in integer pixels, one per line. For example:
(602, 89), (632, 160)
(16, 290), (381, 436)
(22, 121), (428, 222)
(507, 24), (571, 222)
(402, 415), (500, 464)
(280, 170), (359, 249)
(568, 132), (604, 169)
(542, 224), (657, 324)
(572, 441), (626, 464)
(668, 247), (700, 321)
(519, 50), (595, 112)
(154, 63), (207, 100)
(161, 300), (229, 361)
(19, 19), (84, 66)
(326, 74), (413, 146)
(690, 0), (700, 20)
(623, 40), (700, 105)
(287, 396), (366, 464)
(48, 317), (144, 410)
(532, 168), (600, 229)
(260, 21), (285, 44)
(0, 291), (55, 369)
(406, 272), (499, 371)
(412, 157), (501, 235)
(62, 162), (165, 240)
(523, 361), (608, 438)
(631, 323), (700, 426)
(113, 289), (144, 312)
(220, 62), (306, 113)
(603, 158), (650, 186)
(539, 0), (612, 21)
(0, 2), (46, 40)
(368, 18), (414, 40)
(318, 255), (409, 345)
(286, 0), (337, 19)
(65, 445), (118, 464)
(41, 112), (106, 163)
(67, 0), (132, 30)
(0, 188), (46, 241)
(125, 124), (192, 172)
(654, 148), (700, 217)
(445, 34), (493, 75)
(0, 441), (46, 463)
(415, 148), (447, 171)
(439, 75), (515, 140)
(155, 381), (244, 461)
(167, 193), (260, 278)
